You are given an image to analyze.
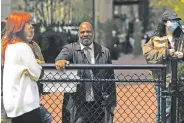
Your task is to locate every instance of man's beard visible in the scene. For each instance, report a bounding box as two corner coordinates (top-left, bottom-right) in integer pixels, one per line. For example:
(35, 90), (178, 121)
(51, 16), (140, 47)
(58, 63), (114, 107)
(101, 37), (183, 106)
(80, 38), (92, 46)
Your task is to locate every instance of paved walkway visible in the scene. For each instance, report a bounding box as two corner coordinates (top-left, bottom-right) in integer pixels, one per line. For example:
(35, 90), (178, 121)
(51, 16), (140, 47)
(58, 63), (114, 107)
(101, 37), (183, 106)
(112, 54), (150, 77)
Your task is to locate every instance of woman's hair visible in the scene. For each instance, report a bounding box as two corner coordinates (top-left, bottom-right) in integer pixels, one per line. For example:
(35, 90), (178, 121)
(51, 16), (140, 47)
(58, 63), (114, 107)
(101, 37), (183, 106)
(1, 11), (31, 65)
(154, 19), (166, 37)
(154, 19), (183, 38)
(6, 12), (31, 41)
(1, 18), (7, 38)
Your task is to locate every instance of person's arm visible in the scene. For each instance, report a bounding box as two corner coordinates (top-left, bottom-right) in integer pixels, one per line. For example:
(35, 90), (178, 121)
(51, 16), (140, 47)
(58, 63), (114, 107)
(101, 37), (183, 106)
(143, 37), (169, 64)
(55, 44), (72, 69)
(32, 41), (45, 64)
(175, 39), (184, 59)
(181, 40), (184, 60)
(106, 49), (115, 77)
(21, 43), (42, 81)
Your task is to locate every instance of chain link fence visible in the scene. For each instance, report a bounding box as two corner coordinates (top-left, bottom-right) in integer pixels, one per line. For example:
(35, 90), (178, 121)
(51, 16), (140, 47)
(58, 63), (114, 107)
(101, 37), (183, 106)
(39, 64), (167, 123)
(2, 61), (184, 123)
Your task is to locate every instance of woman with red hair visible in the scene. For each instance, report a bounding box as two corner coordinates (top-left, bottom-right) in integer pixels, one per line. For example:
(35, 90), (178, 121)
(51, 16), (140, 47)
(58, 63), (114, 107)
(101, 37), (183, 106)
(2, 12), (42, 123)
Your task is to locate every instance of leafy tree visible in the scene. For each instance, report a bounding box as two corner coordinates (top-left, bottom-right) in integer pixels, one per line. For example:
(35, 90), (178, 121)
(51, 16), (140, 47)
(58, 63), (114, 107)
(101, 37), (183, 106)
(71, 0), (93, 24)
(13, 0), (92, 27)
(178, 63), (184, 77)
(13, 0), (69, 27)
(150, 0), (184, 24)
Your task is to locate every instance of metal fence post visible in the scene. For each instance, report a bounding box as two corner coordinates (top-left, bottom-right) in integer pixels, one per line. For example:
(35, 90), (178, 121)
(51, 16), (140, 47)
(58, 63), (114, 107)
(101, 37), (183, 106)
(161, 68), (167, 123)
(158, 82), (161, 122)
(170, 56), (178, 123)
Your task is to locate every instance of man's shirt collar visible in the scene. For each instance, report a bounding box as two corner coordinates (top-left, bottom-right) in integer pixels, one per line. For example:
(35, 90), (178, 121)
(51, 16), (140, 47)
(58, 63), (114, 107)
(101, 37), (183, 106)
(80, 42), (94, 50)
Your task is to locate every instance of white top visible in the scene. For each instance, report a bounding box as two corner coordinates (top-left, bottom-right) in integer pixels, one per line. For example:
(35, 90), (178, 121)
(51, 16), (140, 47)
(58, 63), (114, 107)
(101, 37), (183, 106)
(3, 42), (42, 117)
(167, 35), (175, 49)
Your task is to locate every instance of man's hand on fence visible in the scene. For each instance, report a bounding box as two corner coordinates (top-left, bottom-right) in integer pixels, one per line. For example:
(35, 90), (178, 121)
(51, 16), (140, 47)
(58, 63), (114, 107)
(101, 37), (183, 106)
(55, 60), (69, 69)
(174, 51), (183, 58)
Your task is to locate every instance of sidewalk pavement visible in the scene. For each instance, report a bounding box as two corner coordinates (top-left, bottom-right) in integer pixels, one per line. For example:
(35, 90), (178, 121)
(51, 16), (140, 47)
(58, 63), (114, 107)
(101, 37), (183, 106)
(112, 53), (147, 65)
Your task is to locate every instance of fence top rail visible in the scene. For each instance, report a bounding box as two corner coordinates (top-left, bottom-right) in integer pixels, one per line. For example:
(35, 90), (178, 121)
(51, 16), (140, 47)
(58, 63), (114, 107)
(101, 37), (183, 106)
(41, 64), (167, 70)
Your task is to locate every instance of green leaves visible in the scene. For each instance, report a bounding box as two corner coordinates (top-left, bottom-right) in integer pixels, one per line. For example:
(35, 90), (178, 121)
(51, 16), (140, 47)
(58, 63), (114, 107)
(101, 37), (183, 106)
(178, 63), (184, 77)
(150, 0), (184, 23)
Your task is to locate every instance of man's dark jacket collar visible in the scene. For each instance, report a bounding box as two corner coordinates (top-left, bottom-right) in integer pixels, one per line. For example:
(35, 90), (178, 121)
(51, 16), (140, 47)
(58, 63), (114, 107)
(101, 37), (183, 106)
(74, 41), (104, 55)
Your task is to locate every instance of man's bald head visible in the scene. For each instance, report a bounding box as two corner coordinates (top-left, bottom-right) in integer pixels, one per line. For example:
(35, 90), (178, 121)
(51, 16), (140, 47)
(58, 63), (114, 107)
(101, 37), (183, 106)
(79, 22), (93, 31)
(78, 22), (94, 46)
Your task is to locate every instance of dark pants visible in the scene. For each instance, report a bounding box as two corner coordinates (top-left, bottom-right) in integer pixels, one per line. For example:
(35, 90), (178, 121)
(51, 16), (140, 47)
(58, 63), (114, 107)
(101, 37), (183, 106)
(12, 108), (42, 123)
(40, 104), (51, 123)
(75, 101), (114, 123)
(155, 85), (172, 123)
(62, 94), (114, 123)
(75, 102), (104, 123)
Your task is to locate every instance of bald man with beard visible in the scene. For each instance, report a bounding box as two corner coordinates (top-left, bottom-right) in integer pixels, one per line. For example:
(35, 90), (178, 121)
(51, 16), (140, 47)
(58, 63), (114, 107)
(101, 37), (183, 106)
(55, 22), (116, 123)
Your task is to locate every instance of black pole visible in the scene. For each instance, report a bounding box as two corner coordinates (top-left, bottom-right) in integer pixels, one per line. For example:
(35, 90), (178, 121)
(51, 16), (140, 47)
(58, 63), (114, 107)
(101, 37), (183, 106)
(92, 0), (95, 29)
(170, 56), (178, 123)
(50, 0), (53, 24)
(161, 68), (167, 122)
